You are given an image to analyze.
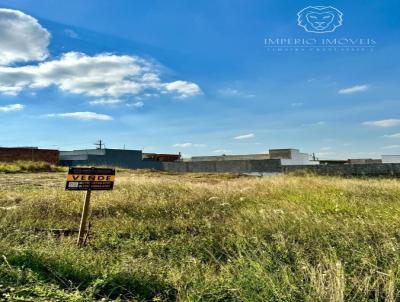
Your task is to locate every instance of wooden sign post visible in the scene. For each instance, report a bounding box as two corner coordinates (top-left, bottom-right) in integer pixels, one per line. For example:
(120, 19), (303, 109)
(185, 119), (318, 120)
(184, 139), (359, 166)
(77, 189), (92, 246)
(65, 167), (115, 247)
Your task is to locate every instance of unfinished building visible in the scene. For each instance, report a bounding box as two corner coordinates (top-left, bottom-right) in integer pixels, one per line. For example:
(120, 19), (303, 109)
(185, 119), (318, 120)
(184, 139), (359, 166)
(190, 149), (318, 166)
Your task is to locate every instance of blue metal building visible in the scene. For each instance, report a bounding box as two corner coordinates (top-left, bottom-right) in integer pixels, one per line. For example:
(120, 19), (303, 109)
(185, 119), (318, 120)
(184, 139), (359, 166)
(59, 148), (163, 169)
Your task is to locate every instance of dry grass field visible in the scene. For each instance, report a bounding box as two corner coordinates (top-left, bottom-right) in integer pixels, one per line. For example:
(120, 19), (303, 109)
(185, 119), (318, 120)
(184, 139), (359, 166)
(1, 163), (400, 301)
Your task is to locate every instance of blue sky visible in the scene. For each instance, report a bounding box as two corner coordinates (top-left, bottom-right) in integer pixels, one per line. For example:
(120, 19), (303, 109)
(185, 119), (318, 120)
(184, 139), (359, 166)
(0, 0), (399, 159)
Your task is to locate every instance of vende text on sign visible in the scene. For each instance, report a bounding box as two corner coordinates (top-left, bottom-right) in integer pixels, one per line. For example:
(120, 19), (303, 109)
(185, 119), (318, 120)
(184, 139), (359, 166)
(66, 175), (115, 181)
(65, 167), (115, 191)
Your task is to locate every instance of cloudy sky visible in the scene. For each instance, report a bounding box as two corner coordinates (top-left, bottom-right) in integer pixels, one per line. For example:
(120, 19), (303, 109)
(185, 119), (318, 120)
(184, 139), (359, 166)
(0, 0), (399, 159)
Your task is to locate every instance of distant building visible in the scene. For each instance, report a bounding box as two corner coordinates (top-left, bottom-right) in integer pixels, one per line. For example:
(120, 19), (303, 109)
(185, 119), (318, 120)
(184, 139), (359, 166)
(269, 149), (319, 165)
(382, 155), (400, 164)
(319, 159), (349, 165)
(143, 153), (181, 162)
(59, 148), (180, 169)
(190, 149), (318, 166)
(319, 158), (384, 165)
(0, 147), (59, 165)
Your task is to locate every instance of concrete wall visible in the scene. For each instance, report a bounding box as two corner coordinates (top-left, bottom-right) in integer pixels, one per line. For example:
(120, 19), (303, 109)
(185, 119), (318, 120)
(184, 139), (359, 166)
(382, 155), (400, 164)
(57, 147), (400, 176)
(349, 158), (382, 164)
(282, 163), (400, 176)
(0, 148), (59, 165)
(162, 159), (282, 173)
(57, 151), (400, 176)
(166, 161), (400, 176)
(189, 149), (317, 165)
(162, 160), (400, 176)
(191, 154), (270, 162)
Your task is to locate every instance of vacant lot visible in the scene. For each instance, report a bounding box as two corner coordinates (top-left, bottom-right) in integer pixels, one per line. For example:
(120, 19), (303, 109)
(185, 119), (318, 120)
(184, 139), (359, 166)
(1, 169), (400, 301)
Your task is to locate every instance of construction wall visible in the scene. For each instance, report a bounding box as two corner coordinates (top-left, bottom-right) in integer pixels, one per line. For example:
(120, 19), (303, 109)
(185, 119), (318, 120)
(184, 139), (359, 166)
(57, 147), (400, 176)
(382, 156), (400, 164)
(162, 159), (282, 173)
(191, 154), (270, 162)
(163, 160), (400, 176)
(282, 163), (400, 176)
(0, 148), (59, 165)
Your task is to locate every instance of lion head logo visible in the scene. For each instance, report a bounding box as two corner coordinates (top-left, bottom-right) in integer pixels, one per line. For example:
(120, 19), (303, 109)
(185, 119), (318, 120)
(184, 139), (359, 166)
(297, 6), (343, 33)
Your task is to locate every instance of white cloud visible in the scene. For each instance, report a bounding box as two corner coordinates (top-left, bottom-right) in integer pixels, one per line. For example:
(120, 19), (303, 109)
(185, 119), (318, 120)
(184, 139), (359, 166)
(0, 9), (50, 65)
(89, 98), (122, 105)
(0, 103), (24, 112)
(320, 147), (331, 151)
(305, 121), (326, 127)
(214, 149), (231, 154)
(46, 111), (112, 121)
(127, 101), (144, 108)
(234, 133), (255, 140)
(218, 88), (255, 98)
(0, 52), (152, 96)
(382, 145), (400, 149)
(172, 143), (206, 148)
(384, 133), (400, 139)
(338, 84), (368, 94)
(0, 11), (201, 99)
(64, 29), (79, 39)
(163, 81), (201, 99)
(219, 88), (239, 96)
(142, 93), (159, 98)
(315, 151), (335, 158)
(0, 52), (201, 98)
(291, 102), (303, 107)
(363, 119), (400, 128)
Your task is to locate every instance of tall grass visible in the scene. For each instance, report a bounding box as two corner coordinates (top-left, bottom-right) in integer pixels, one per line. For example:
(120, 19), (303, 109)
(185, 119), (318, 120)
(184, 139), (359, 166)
(1, 172), (400, 301)
(0, 161), (65, 173)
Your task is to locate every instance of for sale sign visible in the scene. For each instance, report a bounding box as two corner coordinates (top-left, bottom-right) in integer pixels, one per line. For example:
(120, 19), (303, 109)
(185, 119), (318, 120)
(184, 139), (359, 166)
(65, 167), (115, 191)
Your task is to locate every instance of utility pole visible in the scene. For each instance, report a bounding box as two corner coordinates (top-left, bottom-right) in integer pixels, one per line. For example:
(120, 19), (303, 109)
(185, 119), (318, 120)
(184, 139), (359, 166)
(94, 140), (104, 149)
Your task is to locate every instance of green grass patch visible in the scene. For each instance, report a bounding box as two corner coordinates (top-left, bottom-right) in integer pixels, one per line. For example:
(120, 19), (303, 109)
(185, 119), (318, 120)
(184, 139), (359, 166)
(1, 172), (400, 301)
(0, 161), (66, 173)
